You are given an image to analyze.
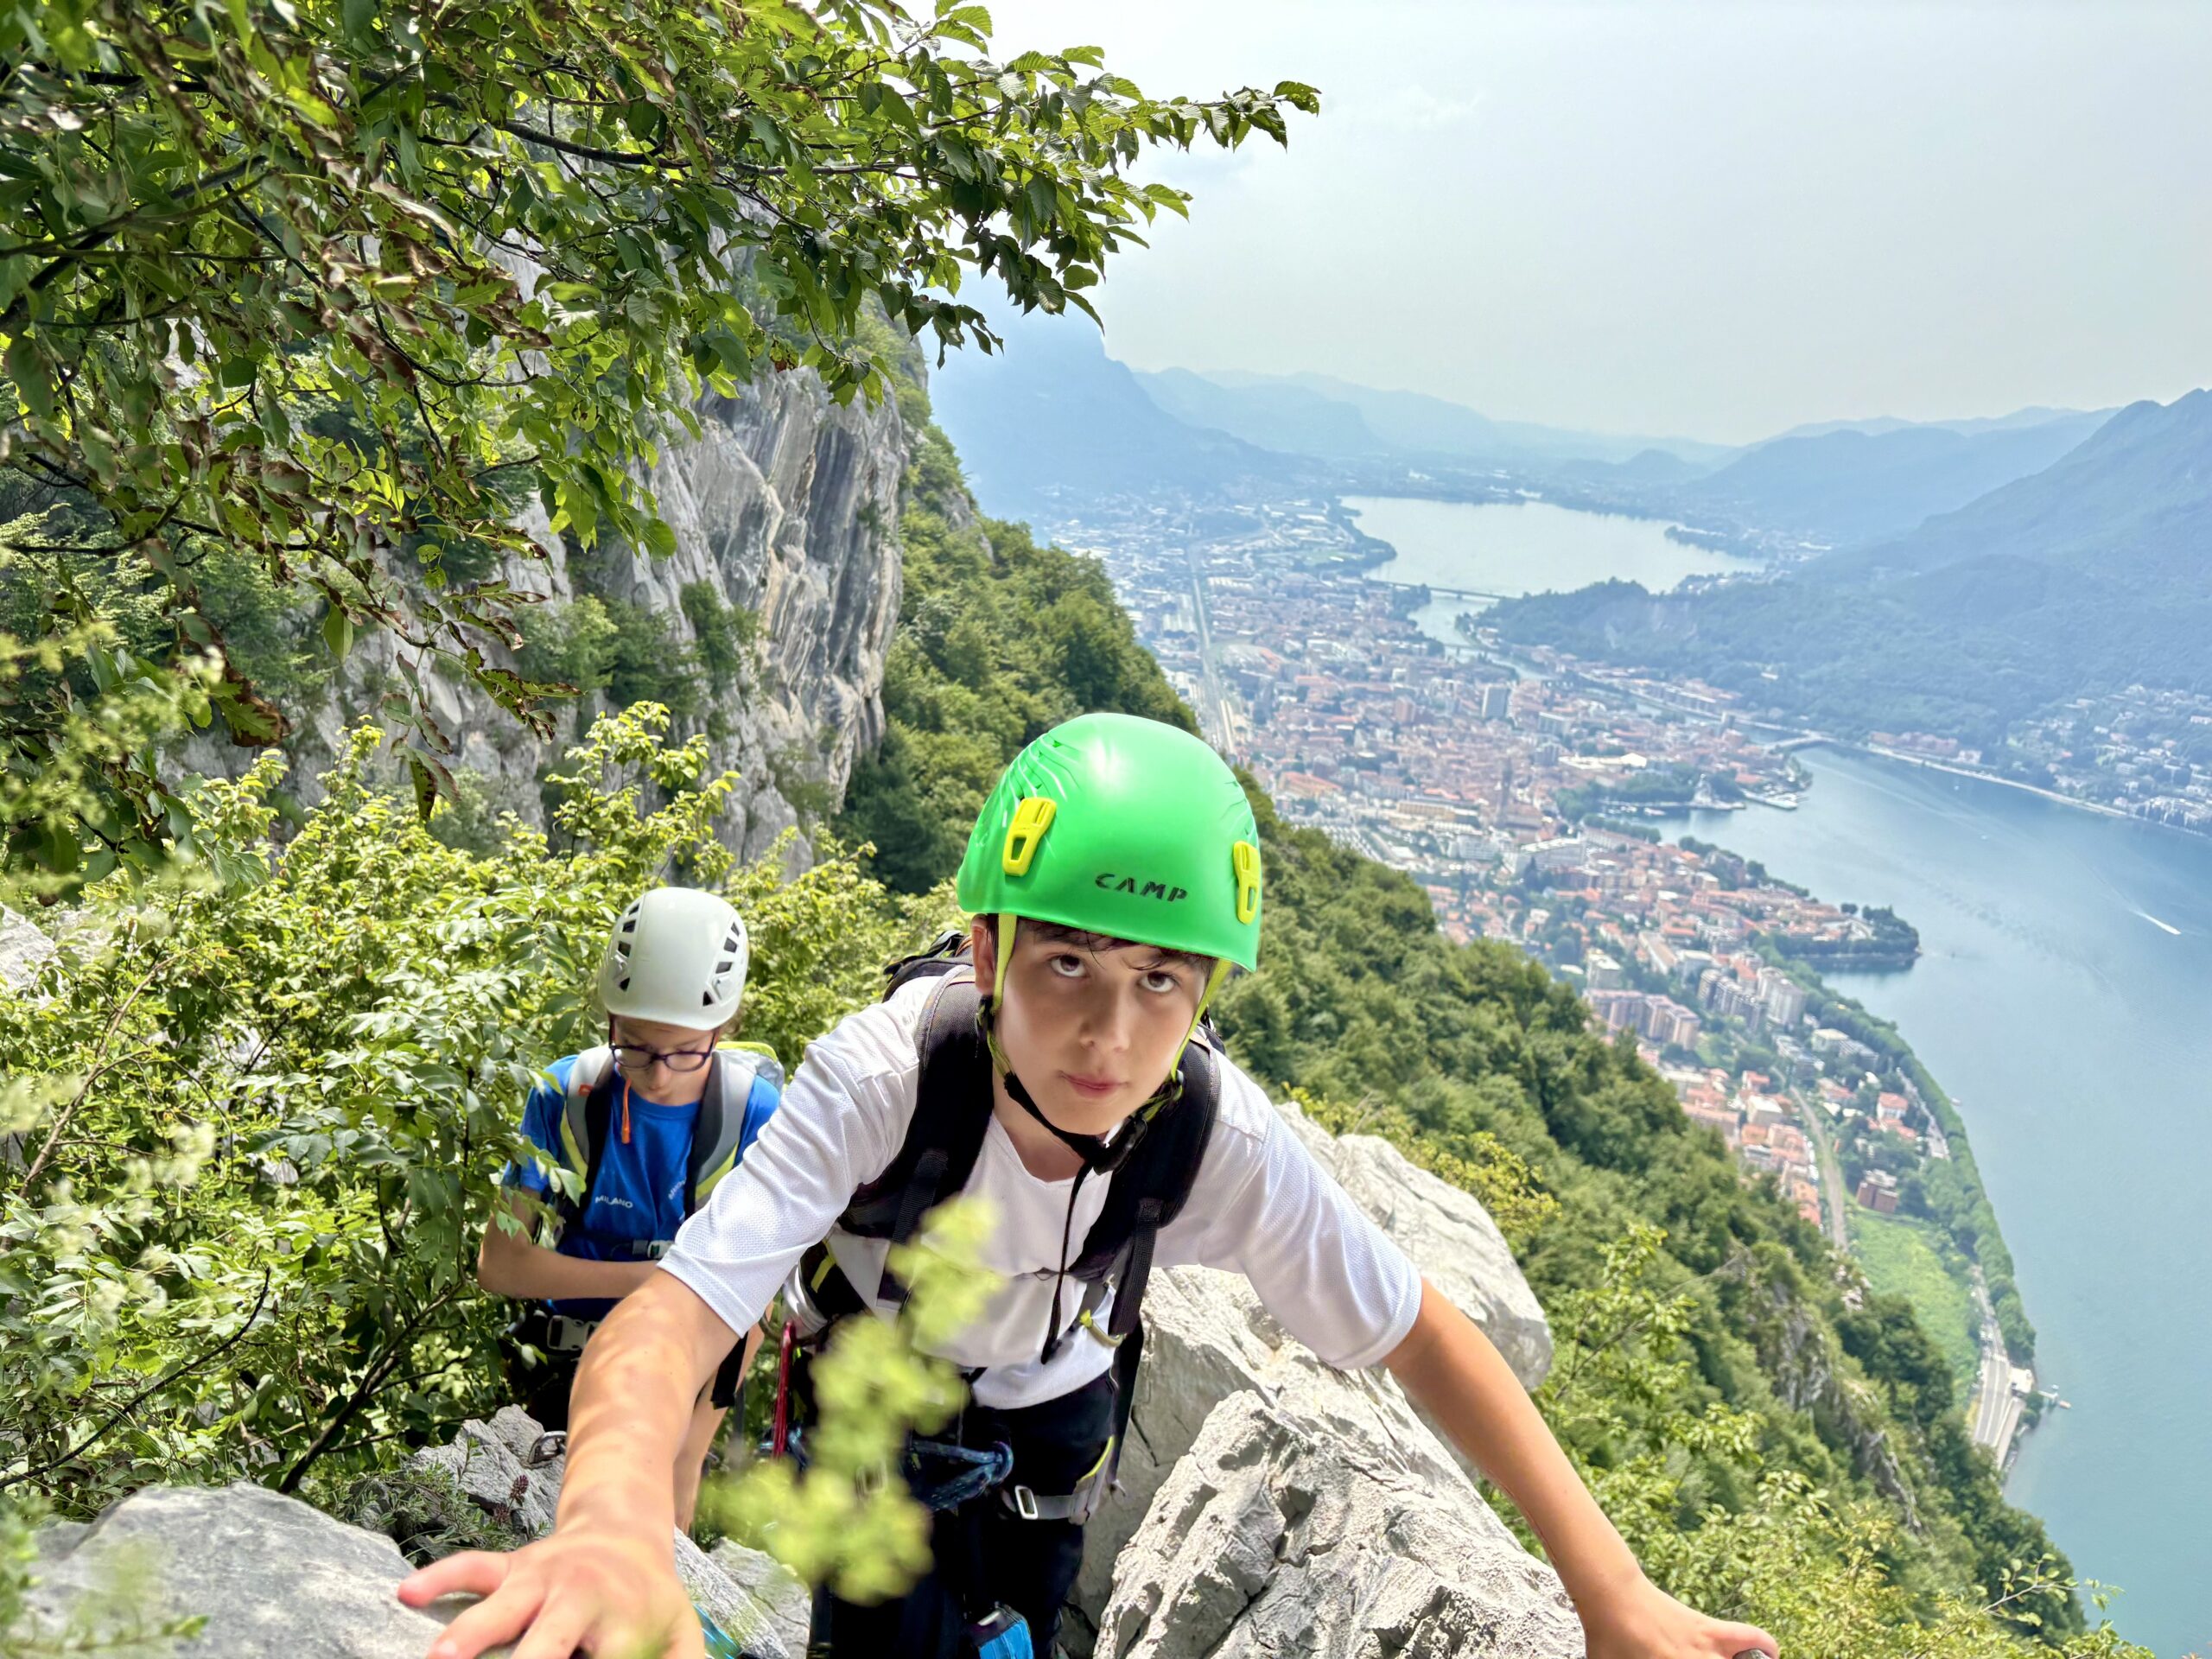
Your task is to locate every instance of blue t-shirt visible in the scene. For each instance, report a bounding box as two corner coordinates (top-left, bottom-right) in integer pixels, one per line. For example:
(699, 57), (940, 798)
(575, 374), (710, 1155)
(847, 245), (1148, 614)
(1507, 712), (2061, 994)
(505, 1053), (776, 1319)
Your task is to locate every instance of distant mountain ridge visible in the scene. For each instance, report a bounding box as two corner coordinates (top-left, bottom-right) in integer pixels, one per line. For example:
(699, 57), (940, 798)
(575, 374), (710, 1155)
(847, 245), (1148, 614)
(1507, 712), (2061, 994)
(927, 308), (1300, 515)
(1489, 388), (2212, 743)
(1151, 366), (1734, 467)
(1675, 410), (2113, 546)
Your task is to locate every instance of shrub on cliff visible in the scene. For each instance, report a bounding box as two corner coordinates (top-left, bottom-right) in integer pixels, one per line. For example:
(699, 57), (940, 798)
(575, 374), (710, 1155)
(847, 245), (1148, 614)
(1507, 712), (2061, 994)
(0, 705), (944, 1516)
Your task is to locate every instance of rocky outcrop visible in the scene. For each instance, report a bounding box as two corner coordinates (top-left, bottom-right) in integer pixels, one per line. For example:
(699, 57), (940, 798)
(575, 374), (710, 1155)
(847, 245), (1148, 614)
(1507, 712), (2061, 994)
(1752, 1276), (1921, 1531)
(1096, 1391), (1581, 1659)
(24, 1412), (807, 1659)
(1273, 1097), (1554, 1389)
(24, 1482), (470, 1659)
(396, 1405), (810, 1656)
(24, 1109), (1563, 1659)
(1064, 1103), (1570, 1657)
(178, 366), (909, 862)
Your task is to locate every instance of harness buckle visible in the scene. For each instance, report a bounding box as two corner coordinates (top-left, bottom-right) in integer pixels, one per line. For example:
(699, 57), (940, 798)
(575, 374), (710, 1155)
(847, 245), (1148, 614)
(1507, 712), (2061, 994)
(546, 1314), (601, 1353)
(1012, 1484), (1040, 1522)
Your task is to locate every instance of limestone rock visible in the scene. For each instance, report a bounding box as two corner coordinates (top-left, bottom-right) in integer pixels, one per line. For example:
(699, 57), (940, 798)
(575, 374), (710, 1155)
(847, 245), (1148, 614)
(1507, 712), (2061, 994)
(1094, 1391), (1581, 1659)
(1273, 1097), (1553, 1389)
(172, 364), (910, 864)
(1066, 1098), (1558, 1650)
(25, 1482), (461, 1659)
(708, 1539), (813, 1659)
(0, 904), (54, 993)
(1070, 1266), (1471, 1647)
(404, 1409), (563, 1539)
(406, 1408), (801, 1659)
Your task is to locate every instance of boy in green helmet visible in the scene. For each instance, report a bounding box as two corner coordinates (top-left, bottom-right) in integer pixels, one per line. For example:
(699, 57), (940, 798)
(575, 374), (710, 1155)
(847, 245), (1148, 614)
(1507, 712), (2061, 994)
(404, 714), (1778, 1659)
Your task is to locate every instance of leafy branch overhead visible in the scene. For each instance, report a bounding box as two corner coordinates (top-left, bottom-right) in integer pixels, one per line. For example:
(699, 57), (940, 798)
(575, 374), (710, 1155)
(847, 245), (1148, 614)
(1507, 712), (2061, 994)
(0, 0), (1318, 886)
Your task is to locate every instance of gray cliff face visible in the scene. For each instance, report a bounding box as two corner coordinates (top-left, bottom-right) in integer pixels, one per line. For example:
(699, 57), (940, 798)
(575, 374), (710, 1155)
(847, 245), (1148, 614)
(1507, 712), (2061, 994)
(178, 367), (908, 864)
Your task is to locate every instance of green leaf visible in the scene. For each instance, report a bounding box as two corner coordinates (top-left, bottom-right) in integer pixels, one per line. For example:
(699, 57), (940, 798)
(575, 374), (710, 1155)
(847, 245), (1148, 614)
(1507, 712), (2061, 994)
(321, 607), (356, 659)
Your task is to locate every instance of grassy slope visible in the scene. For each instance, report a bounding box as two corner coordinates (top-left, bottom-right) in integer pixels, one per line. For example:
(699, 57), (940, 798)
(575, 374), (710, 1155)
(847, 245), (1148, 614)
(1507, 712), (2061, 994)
(1854, 1209), (1981, 1388)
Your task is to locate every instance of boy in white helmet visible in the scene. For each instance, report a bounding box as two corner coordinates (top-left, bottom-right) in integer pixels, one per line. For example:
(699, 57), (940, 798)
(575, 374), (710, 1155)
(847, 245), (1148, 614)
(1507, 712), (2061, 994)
(476, 887), (783, 1529)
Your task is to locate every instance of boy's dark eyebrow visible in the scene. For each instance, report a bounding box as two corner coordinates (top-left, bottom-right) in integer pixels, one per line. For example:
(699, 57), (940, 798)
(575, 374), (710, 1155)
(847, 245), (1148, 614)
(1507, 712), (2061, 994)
(1025, 922), (1207, 975)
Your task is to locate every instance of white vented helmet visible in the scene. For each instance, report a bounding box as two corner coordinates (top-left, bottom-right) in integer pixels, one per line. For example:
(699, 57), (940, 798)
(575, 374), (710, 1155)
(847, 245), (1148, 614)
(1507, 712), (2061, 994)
(598, 887), (749, 1029)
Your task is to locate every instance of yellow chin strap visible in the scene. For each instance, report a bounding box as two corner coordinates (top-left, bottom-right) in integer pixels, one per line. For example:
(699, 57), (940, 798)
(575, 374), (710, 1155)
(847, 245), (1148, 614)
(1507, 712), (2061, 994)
(988, 912), (1233, 1085)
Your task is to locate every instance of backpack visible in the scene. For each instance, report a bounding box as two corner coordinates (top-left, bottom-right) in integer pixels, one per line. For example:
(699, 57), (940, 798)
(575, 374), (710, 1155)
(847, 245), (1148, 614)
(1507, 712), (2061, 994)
(838, 932), (1220, 1353)
(548, 1042), (784, 1257)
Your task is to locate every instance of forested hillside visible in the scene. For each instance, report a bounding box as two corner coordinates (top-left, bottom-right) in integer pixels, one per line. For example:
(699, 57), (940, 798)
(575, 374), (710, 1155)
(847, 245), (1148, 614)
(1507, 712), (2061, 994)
(1491, 391), (2212, 747)
(842, 378), (2117, 1652)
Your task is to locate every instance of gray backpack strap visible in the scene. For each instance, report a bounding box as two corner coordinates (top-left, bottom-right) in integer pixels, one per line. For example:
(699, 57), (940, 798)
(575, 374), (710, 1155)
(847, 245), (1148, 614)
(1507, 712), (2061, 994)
(689, 1046), (780, 1210)
(556, 1046), (613, 1203)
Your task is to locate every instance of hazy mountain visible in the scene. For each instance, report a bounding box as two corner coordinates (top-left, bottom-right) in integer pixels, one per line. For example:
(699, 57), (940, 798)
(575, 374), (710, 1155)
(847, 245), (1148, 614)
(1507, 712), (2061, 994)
(1488, 389), (2212, 744)
(927, 309), (1300, 515)
(1134, 367), (1390, 459)
(1203, 369), (1734, 467)
(1676, 410), (2113, 545)
(1777, 406), (2100, 442)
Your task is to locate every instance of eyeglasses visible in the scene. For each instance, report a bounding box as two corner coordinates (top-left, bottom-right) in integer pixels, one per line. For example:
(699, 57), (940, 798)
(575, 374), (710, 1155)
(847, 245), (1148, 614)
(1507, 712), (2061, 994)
(612, 1043), (715, 1075)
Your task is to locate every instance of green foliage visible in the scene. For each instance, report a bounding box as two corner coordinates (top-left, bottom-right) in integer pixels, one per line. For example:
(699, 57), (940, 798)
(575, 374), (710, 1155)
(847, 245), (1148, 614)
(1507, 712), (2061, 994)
(697, 1201), (999, 1606)
(0, 0), (1318, 885)
(325, 1461), (530, 1566)
(1530, 1231), (2145, 1659)
(836, 406), (1193, 893)
(0, 705), (938, 1515)
(0, 618), (219, 906)
(1848, 1212), (1980, 1390)
(679, 582), (757, 690)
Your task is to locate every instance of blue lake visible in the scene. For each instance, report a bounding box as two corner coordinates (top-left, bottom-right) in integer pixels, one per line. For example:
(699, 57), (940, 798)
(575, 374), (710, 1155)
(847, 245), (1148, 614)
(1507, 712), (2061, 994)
(1344, 494), (1758, 645)
(1666, 748), (2212, 1656)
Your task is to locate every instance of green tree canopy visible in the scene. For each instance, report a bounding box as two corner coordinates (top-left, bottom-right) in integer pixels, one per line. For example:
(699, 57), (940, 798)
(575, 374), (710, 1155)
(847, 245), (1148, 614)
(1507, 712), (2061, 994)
(0, 0), (1314, 894)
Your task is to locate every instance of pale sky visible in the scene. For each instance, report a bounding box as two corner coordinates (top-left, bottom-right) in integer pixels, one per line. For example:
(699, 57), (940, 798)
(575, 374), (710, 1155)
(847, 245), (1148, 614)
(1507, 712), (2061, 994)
(971, 1), (2212, 445)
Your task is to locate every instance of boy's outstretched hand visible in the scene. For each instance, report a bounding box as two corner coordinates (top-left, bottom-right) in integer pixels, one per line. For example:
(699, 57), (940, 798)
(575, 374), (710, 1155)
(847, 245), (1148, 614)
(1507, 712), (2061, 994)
(1582, 1573), (1778, 1659)
(398, 1529), (704, 1659)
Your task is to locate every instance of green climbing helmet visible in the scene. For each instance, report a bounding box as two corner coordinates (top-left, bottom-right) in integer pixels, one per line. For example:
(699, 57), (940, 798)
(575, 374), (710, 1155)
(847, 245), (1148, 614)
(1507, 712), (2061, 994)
(956, 713), (1263, 970)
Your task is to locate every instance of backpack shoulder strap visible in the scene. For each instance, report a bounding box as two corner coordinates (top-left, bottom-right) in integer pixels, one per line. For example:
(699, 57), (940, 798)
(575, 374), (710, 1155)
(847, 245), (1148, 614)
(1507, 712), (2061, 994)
(839, 969), (995, 1304)
(687, 1046), (785, 1211)
(1070, 1033), (1223, 1341)
(556, 1047), (617, 1229)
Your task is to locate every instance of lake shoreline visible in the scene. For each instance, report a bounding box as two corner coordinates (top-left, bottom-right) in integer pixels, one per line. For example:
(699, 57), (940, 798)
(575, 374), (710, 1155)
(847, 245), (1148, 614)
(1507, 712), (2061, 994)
(1677, 747), (2212, 1654)
(1809, 741), (2212, 846)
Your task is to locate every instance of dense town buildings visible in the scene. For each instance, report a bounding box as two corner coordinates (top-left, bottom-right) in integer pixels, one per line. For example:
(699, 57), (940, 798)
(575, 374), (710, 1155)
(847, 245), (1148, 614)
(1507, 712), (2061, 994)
(1038, 493), (1943, 1238)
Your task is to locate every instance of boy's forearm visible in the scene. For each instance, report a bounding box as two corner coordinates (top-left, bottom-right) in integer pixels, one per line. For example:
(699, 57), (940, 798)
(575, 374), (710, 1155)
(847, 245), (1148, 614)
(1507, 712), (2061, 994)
(556, 1273), (728, 1538)
(480, 1224), (657, 1303)
(1383, 1278), (1643, 1605)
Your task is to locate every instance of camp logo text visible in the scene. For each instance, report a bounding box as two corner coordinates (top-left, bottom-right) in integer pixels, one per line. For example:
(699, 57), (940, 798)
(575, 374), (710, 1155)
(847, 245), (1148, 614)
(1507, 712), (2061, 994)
(1095, 873), (1189, 903)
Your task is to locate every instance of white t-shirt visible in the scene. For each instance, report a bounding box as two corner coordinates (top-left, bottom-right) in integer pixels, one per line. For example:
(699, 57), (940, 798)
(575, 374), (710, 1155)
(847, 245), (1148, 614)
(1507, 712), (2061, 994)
(661, 977), (1424, 1408)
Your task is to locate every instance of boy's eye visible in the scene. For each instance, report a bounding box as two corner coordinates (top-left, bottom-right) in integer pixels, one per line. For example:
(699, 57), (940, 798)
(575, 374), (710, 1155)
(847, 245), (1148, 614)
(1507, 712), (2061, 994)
(1141, 969), (1185, 995)
(1046, 953), (1085, 978)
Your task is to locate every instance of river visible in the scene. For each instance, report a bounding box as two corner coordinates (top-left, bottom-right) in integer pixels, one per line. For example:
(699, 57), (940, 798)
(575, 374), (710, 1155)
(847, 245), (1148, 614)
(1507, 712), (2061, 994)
(1664, 749), (2212, 1656)
(1343, 494), (1758, 645)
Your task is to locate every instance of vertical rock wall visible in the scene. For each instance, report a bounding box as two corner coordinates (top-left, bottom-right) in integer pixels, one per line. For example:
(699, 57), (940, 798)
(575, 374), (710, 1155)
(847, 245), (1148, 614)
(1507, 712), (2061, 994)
(178, 367), (910, 863)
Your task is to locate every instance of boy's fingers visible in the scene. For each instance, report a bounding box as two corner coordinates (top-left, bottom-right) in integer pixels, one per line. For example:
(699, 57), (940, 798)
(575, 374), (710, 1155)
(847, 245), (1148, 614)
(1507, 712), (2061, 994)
(505, 1593), (592, 1659)
(1720, 1624), (1780, 1659)
(423, 1576), (545, 1659)
(397, 1550), (510, 1607)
